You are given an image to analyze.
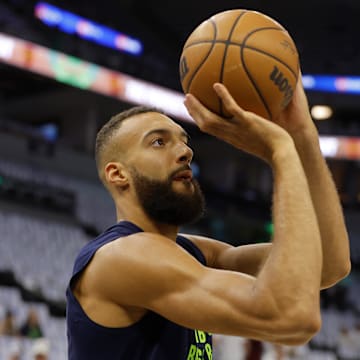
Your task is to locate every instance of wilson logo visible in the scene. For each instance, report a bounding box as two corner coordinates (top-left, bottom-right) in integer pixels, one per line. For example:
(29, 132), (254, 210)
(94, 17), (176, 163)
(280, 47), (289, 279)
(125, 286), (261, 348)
(179, 56), (189, 81)
(269, 65), (294, 108)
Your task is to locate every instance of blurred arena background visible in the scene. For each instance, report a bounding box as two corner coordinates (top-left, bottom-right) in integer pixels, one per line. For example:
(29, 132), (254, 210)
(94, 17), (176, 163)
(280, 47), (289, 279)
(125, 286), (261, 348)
(0, 0), (360, 359)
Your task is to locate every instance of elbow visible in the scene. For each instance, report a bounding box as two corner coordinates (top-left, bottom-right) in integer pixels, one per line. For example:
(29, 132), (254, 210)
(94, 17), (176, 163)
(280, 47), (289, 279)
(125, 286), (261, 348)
(337, 260), (352, 283)
(293, 311), (322, 345)
(340, 260), (352, 280)
(272, 307), (322, 346)
(251, 289), (322, 345)
(321, 260), (352, 289)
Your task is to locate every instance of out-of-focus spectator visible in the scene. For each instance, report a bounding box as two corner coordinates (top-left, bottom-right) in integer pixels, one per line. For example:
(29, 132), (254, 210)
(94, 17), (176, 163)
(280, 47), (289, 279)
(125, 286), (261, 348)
(213, 334), (246, 359)
(8, 354), (20, 360)
(31, 338), (50, 360)
(19, 308), (43, 339)
(282, 343), (310, 359)
(244, 339), (264, 360)
(337, 326), (358, 360)
(352, 321), (360, 355)
(262, 343), (284, 360)
(0, 310), (18, 336)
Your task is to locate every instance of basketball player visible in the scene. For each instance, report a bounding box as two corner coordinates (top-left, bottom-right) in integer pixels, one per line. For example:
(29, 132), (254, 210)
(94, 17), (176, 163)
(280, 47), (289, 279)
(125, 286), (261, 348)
(66, 78), (350, 359)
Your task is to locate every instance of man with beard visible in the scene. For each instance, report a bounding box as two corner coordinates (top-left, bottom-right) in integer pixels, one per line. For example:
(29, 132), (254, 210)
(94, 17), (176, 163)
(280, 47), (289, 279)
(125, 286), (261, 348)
(66, 80), (350, 360)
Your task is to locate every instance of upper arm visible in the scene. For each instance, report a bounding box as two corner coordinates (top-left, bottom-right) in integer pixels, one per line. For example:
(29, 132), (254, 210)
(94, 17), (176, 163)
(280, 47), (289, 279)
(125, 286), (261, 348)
(186, 235), (337, 291)
(88, 232), (315, 344)
(184, 234), (272, 276)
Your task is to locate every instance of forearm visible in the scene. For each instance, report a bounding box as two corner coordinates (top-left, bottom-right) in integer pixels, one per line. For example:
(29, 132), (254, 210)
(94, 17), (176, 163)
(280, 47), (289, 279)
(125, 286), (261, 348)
(255, 142), (322, 317)
(291, 127), (351, 288)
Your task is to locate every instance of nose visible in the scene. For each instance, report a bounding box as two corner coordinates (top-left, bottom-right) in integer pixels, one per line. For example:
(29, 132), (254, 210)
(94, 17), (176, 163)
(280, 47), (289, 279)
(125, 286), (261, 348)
(176, 142), (193, 164)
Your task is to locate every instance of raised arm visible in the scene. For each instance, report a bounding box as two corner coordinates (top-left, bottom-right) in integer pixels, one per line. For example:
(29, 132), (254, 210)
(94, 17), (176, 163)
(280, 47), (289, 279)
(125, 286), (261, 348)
(184, 83), (323, 340)
(186, 78), (350, 290)
(85, 84), (323, 345)
(272, 76), (351, 288)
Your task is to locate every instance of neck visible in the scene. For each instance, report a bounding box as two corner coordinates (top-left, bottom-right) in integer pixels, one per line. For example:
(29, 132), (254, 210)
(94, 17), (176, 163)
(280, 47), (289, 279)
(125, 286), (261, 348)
(115, 203), (179, 241)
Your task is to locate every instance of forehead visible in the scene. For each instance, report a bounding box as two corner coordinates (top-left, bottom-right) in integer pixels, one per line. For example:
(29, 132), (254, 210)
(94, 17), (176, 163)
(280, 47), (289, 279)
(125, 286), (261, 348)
(117, 112), (185, 144)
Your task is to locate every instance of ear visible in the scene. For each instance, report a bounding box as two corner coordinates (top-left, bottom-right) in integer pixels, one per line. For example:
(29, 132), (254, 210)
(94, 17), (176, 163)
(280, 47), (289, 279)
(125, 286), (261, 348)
(104, 162), (129, 188)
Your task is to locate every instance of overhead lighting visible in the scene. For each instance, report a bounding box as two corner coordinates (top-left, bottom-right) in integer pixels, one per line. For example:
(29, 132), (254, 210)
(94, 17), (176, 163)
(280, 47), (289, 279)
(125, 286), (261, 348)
(311, 105), (333, 120)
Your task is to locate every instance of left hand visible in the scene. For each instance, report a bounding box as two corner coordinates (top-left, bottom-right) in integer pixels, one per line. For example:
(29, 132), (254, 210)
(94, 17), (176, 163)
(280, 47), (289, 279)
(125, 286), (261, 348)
(184, 83), (293, 164)
(273, 71), (318, 138)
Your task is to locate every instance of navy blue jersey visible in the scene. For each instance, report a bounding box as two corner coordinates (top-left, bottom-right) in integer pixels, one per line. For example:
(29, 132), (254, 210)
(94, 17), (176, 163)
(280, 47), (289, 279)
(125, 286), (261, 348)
(66, 221), (212, 360)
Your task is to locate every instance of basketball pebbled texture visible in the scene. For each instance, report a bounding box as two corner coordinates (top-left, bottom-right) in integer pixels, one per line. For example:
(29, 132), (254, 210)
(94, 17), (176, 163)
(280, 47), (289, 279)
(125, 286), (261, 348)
(179, 9), (300, 120)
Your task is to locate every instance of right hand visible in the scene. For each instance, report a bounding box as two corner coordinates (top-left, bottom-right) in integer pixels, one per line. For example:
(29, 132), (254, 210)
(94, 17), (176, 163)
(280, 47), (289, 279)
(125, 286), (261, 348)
(184, 83), (294, 163)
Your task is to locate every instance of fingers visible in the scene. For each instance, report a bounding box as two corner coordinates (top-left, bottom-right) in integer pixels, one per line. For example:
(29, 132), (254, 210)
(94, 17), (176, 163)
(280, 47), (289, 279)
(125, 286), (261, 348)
(184, 83), (244, 124)
(184, 83), (257, 139)
(183, 93), (208, 121)
(184, 93), (222, 132)
(213, 83), (245, 118)
(183, 84), (290, 159)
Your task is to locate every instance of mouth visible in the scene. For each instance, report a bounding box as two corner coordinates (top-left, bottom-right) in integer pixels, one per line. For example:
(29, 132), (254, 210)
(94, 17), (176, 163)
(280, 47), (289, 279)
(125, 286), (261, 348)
(172, 169), (193, 182)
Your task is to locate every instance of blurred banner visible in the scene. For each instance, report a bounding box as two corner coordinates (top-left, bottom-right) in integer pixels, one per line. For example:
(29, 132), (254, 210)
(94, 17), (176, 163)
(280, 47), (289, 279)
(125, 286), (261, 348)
(0, 32), (190, 122)
(303, 75), (360, 94)
(319, 136), (360, 160)
(34, 2), (143, 56)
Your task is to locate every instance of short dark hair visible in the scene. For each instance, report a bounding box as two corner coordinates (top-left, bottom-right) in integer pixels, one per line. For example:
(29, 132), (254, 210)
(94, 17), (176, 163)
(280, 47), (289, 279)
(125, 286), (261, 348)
(95, 105), (163, 175)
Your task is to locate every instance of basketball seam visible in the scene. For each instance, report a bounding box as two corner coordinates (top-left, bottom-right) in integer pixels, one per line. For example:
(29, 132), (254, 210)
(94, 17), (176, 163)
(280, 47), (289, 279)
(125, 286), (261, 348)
(243, 27), (298, 78)
(184, 40), (298, 79)
(244, 46), (297, 79)
(219, 10), (248, 116)
(185, 20), (217, 94)
(241, 26), (290, 120)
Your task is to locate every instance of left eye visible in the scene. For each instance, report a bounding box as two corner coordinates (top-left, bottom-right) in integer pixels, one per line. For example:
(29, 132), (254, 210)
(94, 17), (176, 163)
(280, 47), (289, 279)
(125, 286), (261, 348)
(152, 138), (165, 146)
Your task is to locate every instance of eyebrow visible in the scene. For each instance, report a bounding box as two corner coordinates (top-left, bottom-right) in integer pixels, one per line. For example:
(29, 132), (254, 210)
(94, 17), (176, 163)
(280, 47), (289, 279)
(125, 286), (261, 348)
(142, 128), (190, 142)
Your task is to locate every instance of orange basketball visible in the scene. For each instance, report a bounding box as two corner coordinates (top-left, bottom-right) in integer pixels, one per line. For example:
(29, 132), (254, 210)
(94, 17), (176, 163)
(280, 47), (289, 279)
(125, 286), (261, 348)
(179, 9), (300, 120)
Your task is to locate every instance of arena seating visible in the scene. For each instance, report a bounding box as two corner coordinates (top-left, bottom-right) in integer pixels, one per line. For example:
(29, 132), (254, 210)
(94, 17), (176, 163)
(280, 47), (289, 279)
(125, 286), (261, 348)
(0, 211), (89, 301)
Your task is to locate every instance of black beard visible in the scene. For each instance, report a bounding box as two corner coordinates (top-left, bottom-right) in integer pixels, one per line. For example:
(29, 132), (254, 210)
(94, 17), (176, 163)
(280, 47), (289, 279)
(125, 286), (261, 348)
(129, 167), (205, 226)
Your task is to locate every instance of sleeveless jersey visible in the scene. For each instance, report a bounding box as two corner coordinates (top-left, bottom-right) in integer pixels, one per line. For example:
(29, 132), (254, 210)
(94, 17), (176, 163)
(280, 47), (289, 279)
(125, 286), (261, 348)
(66, 221), (213, 360)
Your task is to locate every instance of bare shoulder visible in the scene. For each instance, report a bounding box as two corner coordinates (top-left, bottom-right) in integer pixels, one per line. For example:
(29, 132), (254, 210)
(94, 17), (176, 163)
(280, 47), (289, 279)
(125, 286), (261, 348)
(72, 231), (207, 327)
(85, 232), (206, 304)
